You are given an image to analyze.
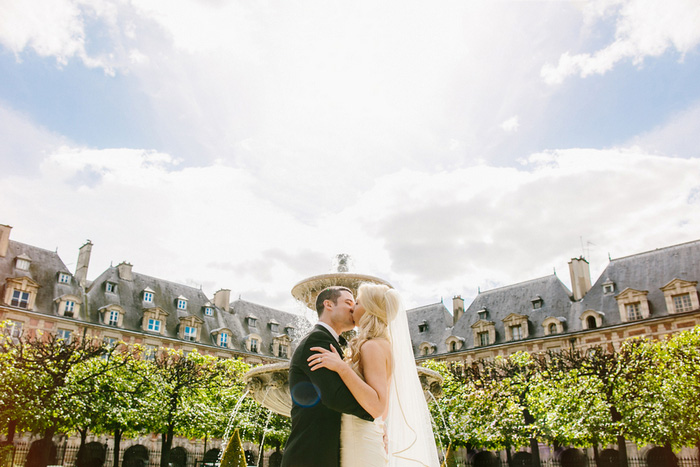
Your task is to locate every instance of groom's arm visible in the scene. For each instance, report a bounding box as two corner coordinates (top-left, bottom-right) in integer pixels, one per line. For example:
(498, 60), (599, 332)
(302, 333), (372, 420)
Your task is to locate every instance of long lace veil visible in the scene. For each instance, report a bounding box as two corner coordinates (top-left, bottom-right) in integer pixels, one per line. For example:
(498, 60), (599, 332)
(386, 292), (440, 467)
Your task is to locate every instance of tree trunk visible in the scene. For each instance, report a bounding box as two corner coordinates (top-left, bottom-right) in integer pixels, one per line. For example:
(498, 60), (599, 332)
(39, 426), (56, 467)
(113, 428), (122, 467)
(610, 406), (628, 467)
(5, 420), (17, 444)
(76, 428), (88, 467)
(592, 444), (600, 467)
(523, 409), (541, 467)
(505, 443), (512, 466)
(160, 425), (175, 467)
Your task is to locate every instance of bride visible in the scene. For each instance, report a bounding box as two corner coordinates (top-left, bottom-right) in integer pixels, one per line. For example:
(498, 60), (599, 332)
(308, 283), (440, 467)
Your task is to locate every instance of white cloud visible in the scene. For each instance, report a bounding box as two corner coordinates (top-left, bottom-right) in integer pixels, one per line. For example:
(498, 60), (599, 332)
(501, 116), (520, 132)
(541, 0), (700, 84)
(627, 100), (700, 158)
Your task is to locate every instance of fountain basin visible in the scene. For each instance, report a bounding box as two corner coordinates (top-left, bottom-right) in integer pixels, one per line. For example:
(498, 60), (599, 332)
(244, 362), (443, 417)
(291, 272), (393, 311)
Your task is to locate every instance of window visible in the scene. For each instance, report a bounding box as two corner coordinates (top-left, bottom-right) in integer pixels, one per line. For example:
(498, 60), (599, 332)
(279, 345), (288, 358)
(58, 273), (71, 284)
(103, 337), (117, 348)
(57, 329), (72, 343)
(177, 299), (187, 310)
(626, 302), (642, 321)
(531, 296), (543, 309)
(106, 282), (116, 293)
(147, 319), (161, 332)
(64, 300), (75, 317)
(587, 316), (597, 329)
(418, 321), (428, 332)
(144, 291), (154, 303)
(270, 323), (279, 333)
(184, 326), (196, 342)
(285, 326), (295, 337)
(108, 310), (120, 326)
(16, 258), (30, 270)
(204, 307), (213, 316)
(603, 284), (614, 294)
(4, 321), (23, 339)
(511, 325), (523, 340)
(143, 345), (157, 361)
(478, 332), (489, 346)
(219, 332), (228, 347)
(250, 338), (259, 353)
(11, 290), (30, 308)
(248, 318), (257, 328)
(548, 323), (558, 335)
(673, 293), (693, 313)
(450, 341), (457, 352)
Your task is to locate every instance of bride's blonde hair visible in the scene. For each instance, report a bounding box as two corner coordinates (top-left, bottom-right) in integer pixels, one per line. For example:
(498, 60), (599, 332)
(348, 283), (400, 371)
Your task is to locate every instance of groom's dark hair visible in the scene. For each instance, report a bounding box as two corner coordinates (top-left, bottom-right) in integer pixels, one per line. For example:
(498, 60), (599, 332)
(315, 286), (353, 317)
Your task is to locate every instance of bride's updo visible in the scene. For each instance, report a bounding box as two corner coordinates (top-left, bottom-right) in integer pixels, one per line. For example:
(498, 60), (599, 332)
(348, 283), (400, 371)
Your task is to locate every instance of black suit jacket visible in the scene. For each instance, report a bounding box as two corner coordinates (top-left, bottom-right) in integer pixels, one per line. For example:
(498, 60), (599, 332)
(281, 325), (372, 467)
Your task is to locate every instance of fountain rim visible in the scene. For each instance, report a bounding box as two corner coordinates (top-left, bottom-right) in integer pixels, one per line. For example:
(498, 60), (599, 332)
(244, 361), (290, 380)
(291, 272), (393, 296)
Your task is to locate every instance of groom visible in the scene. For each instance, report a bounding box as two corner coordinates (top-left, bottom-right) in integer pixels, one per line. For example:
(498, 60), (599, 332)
(281, 286), (372, 467)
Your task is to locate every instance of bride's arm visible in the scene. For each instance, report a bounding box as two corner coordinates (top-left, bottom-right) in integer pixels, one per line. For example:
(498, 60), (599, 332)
(309, 340), (390, 419)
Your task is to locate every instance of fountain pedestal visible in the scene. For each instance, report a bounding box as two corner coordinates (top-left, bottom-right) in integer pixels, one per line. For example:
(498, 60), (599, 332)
(244, 362), (443, 417)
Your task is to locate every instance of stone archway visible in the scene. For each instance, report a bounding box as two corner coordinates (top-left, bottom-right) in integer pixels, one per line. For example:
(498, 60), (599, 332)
(269, 450), (283, 467)
(122, 445), (149, 467)
(473, 450), (499, 467)
(510, 451), (532, 467)
(559, 448), (587, 467)
(598, 449), (618, 467)
(244, 449), (256, 466)
(77, 442), (107, 467)
(202, 448), (220, 466)
(647, 446), (678, 467)
(25, 439), (57, 467)
(169, 447), (187, 467)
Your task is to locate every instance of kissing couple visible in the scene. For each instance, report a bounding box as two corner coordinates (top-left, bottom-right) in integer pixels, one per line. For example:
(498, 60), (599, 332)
(281, 284), (440, 467)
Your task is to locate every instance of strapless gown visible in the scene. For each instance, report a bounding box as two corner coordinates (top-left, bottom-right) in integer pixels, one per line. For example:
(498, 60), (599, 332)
(340, 413), (388, 467)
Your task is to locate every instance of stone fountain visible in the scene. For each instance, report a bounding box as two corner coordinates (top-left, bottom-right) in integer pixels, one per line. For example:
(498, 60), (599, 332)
(243, 254), (443, 417)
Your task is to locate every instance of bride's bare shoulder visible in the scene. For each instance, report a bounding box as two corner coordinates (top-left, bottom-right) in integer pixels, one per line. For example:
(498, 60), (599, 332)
(360, 338), (391, 356)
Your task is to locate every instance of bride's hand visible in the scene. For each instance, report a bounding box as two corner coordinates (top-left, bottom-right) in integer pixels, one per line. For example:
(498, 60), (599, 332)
(308, 345), (346, 373)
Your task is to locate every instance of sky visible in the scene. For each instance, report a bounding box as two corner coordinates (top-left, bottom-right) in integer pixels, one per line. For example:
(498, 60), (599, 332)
(1, 0), (700, 314)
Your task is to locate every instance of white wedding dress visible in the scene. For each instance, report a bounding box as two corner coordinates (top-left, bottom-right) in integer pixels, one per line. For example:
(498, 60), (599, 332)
(340, 297), (440, 467)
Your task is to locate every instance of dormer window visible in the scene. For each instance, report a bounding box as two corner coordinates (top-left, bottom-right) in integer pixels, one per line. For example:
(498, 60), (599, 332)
(250, 338), (259, 353)
(105, 282), (117, 293)
(219, 332), (229, 347)
(477, 309), (488, 320)
(147, 319), (161, 332)
(285, 326), (295, 337)
(108, 310), (119, 326)
(11, 291), (30, 309)
(418, 320), (428, 332)
(531, 296), (543, 310)
(615, 288), (650, 322)
(143, 288), (155, 303)
(176, 296), (188, 310)
(602, 280), (615, 295)
(204, 307), (213, 316)
(247, 316), (258, 328)
(270, 321), (279, 333)
(15, 255), (31, 270)
(661, 279), (699, 314)
(58, 273), (71, 284)
(56, 295), (81, 319)
(184, 326), (196, 341)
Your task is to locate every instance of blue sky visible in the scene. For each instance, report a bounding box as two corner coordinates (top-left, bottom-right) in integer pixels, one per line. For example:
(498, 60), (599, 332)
(1, 0), (700, 312)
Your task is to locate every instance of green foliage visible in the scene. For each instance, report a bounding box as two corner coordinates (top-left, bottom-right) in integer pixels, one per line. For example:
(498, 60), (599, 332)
(220, 429), (247, 467)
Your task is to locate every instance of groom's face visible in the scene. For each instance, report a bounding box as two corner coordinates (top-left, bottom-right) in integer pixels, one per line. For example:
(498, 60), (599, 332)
(326, 290), (356, 333)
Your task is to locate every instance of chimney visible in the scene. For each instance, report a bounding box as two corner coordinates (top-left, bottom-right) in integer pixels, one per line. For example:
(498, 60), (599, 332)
(569, 256), (592, 301)
(74, 240), (93, 287)
(0, 224), (11, 257)
(452, 295), (465, 325)
(117, 262), (133, 281)
(214, 289), (231, 312)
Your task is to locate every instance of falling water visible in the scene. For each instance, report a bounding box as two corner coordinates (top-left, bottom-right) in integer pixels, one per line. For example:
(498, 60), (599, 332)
(428, 390), (451, 461)
(217, 389), (250, 464)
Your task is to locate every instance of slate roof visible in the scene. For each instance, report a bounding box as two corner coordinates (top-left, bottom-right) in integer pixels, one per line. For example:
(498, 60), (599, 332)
(0, 240), (81, 315)
(451, 275), (575, 350)
(575, 239), (700, 327)
(406, 302), (454, 355)
(87, 265), (310, 356)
